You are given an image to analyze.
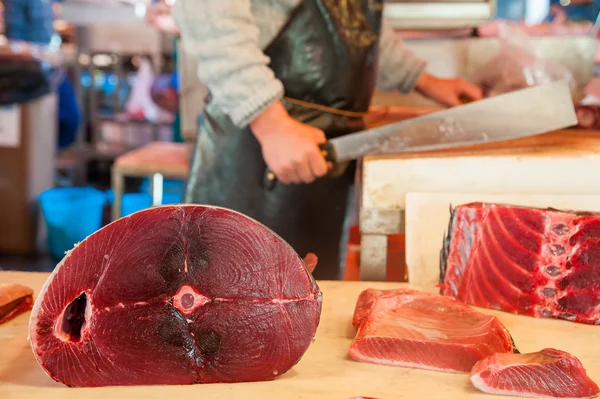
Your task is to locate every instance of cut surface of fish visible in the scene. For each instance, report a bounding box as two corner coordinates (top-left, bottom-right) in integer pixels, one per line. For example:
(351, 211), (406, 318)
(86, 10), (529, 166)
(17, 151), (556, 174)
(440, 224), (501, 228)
(28, 205), (322, 387)
(441, 202), (600, 325)
(349, 288), (516, 373)
(0, 283), (34, 325)
(470, 348), (600, 399)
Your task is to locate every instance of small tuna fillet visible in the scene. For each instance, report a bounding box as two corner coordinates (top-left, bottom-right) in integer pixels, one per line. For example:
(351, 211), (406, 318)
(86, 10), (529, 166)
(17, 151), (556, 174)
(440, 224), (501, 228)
(470, 348), (600, 399)
(349, 288), (517, 373)
(0, 284), (34, 324)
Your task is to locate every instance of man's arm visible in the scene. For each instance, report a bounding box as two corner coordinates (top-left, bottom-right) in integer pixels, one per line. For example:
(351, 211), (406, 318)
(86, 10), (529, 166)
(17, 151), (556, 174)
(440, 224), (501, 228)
(376, 22), (483, 106)
(171, 0), (328, 185)
(375, 21), (428, 93)
(171, 0), (284, 128)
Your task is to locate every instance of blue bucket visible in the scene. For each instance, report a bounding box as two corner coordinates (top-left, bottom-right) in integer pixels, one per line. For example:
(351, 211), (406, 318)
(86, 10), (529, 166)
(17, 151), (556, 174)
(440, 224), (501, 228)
(39, 187), (107, 261)
(121, 192), (183, 217)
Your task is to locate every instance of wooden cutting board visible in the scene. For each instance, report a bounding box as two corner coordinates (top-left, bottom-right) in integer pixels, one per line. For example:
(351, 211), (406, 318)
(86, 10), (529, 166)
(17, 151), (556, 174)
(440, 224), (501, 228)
(404, 192), (600, 289)
(1, 271), (599, 399)
(362, 129), (600, 213)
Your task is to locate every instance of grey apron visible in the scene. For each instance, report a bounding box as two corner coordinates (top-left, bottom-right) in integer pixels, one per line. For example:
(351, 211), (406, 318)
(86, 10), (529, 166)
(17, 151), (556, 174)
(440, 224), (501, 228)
(185, 0), (383, 280)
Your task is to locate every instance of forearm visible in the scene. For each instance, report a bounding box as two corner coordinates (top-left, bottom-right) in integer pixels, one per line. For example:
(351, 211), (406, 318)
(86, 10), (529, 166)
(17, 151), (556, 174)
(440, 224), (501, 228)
(376, 22), (427, 93)
(172, 0), (283, 128)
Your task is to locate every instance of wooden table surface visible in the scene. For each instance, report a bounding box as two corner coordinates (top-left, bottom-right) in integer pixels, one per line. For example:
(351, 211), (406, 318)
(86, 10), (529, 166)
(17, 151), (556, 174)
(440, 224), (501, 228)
(1, 271), (599, 399)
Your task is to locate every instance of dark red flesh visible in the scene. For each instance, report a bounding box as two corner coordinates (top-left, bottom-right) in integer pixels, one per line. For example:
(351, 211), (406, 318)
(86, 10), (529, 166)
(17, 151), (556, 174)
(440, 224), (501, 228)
(29, 205), (322, 387)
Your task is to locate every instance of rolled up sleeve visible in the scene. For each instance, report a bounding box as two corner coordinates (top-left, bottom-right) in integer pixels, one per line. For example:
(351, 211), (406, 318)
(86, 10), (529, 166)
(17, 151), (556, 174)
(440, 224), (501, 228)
(376, 21), (427, 93)
(172, 0), (284, 128)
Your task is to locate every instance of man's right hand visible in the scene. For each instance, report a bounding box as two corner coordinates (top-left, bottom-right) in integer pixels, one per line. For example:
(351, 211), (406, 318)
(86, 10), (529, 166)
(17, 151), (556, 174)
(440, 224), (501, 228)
(250, 102), (329, 185)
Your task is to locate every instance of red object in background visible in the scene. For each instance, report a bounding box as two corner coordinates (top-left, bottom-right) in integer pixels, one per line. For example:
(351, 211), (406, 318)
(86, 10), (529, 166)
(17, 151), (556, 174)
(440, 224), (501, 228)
(576, 105), (600, 129)
(343, 225), (407, 282)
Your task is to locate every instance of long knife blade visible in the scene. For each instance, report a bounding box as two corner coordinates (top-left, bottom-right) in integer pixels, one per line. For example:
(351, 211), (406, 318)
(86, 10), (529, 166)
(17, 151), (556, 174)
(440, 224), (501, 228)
(328, 80), (577, 162)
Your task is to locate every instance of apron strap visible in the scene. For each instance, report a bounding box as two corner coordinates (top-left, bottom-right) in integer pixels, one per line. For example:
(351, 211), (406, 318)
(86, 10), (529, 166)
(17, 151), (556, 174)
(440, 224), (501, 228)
(282, 96), (368, 118)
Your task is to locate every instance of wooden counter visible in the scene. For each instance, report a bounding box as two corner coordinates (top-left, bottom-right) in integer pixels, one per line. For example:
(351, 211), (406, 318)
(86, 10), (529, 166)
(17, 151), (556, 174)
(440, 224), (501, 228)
(1, 271), (599, 399)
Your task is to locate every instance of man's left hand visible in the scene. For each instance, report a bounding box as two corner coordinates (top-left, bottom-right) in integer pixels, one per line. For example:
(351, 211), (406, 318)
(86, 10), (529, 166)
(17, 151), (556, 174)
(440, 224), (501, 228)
(415, 73), (483, 107)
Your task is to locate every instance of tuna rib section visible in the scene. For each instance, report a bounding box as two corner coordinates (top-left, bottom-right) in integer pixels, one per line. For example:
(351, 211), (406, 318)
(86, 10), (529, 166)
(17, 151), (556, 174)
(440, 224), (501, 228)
(348, 288), (516, 373)
(28, 205), (322, 387)
(441, 202), (600, 325)
(470, 348), (600, 399)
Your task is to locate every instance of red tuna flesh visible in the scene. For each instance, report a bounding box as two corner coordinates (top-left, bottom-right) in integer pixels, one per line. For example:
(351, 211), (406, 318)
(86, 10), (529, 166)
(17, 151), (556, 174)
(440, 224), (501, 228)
(28, 205), (322, 387)
(440, 202), (600, 325)
(0, 284), (34, 325)
(348, 288), (517, 373)
(470, 348), (600, 399)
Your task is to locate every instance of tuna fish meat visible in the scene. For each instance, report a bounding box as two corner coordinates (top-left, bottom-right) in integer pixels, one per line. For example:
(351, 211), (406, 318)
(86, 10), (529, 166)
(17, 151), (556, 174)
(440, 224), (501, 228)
(29, 205), (322, 387)
(470, 348), (599, 399)
(0, 284), (34, 325)
(441, 202), (600, 325)
(348, 288), (517, 373)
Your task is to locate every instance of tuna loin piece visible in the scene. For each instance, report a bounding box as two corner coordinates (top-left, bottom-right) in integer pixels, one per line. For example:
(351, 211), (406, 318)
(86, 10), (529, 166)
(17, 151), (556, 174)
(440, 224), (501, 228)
(0, 284), (34, 324)
(470, 348), (600, 399)
(441, 203), (600, 325)
(29, 205), (322, 387)
(348, 288), (517, 373)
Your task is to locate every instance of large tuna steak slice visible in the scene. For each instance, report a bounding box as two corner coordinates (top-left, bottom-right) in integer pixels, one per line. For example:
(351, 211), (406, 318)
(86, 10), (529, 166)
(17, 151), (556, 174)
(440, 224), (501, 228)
(29, 205), (322, 387)
(440, 202), (600, 325)
(470, 348), (600, 399)
(348, 288), (517, 373)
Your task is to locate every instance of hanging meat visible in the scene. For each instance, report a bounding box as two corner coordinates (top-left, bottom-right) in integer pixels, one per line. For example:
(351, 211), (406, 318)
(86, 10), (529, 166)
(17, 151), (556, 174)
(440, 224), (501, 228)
(29, 205), (322, 387)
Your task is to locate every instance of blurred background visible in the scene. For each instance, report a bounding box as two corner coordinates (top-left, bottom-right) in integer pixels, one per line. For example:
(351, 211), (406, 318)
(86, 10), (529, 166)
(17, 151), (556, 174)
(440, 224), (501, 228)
(0, 0), (598, 277)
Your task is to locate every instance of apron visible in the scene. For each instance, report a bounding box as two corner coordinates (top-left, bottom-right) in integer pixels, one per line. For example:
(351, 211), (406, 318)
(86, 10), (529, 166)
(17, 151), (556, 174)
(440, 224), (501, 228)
(185, 0), (383, 280)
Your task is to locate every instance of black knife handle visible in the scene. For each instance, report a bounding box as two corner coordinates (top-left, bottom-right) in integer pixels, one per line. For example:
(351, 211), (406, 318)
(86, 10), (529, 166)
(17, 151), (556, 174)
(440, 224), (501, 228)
(264, 142), (336, 190)
(319, 142), (336, 163)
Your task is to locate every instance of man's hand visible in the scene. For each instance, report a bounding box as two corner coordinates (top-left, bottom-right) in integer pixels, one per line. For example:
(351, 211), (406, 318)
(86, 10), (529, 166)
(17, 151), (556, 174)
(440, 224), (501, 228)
(250, 102), (329, 185)
(415, 73), (483, 107)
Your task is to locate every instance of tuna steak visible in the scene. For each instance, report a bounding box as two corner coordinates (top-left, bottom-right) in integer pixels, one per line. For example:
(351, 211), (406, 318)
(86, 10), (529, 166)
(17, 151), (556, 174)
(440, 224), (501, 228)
(441, 202), (600, 325)
(470, 348), (600, 399)
(29, 205), (322, 387)
(348, 288), (517, 373)
(0, 284), (34, 325)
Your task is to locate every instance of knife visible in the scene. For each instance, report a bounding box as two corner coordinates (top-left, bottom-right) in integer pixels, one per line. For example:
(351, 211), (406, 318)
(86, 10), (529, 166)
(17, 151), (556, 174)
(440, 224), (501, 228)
(264, 80), (577, 189)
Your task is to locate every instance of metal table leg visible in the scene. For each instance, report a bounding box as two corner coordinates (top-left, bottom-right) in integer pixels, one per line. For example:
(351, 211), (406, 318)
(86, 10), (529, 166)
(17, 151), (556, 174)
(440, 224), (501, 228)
(111, 168), (124, 221)
(150, 173), (164, 206)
